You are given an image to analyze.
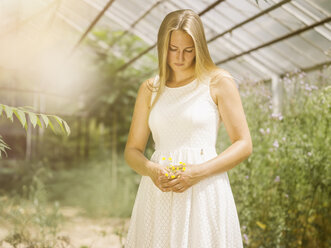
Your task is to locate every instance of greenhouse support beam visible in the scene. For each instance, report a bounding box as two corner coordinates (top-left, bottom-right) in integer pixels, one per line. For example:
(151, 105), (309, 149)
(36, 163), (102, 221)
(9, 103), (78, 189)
(207, 0), (291, 43)
(70, 0), (116, 55)
(271, 75), (283, 115)
(215, 16), (331, 65)
(199, 0), (225, 16)
(109, 0), (165, 48)
(279, 61), (331, 78)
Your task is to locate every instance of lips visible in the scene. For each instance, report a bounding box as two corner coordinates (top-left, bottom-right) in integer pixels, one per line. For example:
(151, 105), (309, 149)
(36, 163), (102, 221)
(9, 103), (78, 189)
(174, 63), (184, 66)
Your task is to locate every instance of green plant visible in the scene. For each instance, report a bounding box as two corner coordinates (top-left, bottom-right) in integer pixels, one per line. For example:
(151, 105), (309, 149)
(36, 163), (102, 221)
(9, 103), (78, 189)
(1, 165), (64, 247)
(0, 104), (70, 157)
(226, 66), (331, 247)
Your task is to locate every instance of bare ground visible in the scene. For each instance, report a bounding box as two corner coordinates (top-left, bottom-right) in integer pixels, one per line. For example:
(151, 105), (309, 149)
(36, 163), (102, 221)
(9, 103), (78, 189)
(0, 207), (131, 248)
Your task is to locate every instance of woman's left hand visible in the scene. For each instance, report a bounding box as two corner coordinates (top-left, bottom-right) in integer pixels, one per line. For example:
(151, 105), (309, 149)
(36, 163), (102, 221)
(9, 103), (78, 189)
(158, 164), (204, 193)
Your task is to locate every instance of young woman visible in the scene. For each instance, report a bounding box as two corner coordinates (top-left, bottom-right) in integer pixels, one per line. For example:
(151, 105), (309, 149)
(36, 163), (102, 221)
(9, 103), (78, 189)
(124, 9), (252, 248)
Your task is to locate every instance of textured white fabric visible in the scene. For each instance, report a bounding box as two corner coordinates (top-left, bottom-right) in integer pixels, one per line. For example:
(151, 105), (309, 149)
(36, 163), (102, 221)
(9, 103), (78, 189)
(125, 75), (243, 248)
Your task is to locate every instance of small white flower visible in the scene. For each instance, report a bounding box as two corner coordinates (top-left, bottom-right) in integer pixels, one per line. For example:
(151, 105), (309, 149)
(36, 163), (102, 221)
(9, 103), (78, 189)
(305, 84), (312, 91)
(259, 128), (265, 135)
(282, 137), (286, 141)
(274, 176), (280, 182)
(307, 152), (312, 156)
(266, 128), (270, 134)
(273, 140), (279, 148)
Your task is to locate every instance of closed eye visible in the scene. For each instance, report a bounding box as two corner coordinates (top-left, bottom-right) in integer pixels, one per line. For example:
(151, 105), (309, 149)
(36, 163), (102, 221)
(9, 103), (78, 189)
(169, 48), (193, 53)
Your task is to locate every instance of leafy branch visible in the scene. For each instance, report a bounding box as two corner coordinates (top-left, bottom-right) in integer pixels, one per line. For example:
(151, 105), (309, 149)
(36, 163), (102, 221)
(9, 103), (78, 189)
(0, 104), (71, 158)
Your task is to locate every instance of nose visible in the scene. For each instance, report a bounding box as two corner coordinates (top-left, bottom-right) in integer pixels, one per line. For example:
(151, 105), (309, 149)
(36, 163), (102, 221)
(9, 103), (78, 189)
(176, 50), (184, 62)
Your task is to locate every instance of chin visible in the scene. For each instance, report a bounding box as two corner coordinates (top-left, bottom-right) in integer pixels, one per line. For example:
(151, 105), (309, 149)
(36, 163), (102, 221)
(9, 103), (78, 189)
(170, 64), (190, 71)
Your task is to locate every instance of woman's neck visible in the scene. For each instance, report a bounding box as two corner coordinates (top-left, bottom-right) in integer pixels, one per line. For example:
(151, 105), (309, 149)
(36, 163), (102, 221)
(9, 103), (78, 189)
(168, 68), (195, 83)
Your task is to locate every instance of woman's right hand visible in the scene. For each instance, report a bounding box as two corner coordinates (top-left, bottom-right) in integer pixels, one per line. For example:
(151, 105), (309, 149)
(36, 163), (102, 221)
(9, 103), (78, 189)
(148, 163), (173, 192)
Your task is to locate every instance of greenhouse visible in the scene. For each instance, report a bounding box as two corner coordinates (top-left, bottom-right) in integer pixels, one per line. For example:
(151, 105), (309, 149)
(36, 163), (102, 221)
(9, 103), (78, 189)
(0, 0), (330, 247)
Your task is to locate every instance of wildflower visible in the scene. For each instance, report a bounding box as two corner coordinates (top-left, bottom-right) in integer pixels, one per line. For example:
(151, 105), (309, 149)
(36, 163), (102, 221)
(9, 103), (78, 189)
(307, 152), (312, 156)
(273, 140), (279, 148)
(274, 176), (280, 182)
(282, 137), (286, 141)
(163, 157), (187, 178)
(271, 112), (283, 120)
(245, 175), (249, 179)
(266, 128), (270, 134)
(243, 233), (249, 242)
(256, 221), (266, 230)
(285, 194), (289, 198)
(259, 128), (265, 135)
(305, 84), (312, 91)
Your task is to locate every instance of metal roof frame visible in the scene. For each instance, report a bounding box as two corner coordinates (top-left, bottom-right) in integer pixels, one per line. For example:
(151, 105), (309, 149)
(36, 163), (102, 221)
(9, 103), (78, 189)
(1, 0), (330, 83)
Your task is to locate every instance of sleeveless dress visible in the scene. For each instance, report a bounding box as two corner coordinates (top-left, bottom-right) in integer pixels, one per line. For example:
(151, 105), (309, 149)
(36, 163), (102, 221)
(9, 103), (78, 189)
(125, 75), (244, 248)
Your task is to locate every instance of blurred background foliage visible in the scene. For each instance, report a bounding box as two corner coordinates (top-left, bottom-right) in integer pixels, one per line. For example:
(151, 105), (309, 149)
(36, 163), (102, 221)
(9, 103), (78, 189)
(0, 27), (330, 248)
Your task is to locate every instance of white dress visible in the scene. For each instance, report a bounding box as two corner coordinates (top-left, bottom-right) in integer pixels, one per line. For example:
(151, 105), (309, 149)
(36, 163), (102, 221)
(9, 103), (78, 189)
(125, 75), (243, 248)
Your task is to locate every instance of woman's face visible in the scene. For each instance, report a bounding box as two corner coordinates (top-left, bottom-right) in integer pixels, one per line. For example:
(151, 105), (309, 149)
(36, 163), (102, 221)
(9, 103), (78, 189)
(167, 30), (196, 73)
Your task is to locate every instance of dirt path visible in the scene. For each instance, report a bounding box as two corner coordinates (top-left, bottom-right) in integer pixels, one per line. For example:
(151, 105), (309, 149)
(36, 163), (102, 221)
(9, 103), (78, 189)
(0, 207), (131, 248)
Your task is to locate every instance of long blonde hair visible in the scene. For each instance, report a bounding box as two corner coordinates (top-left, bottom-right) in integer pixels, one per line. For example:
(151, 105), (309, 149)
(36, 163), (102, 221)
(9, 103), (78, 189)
(149, 9), (233, 112)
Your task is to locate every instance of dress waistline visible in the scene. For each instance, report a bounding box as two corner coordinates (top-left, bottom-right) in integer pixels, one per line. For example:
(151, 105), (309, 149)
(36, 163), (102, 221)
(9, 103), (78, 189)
(154, 146), (216, 155)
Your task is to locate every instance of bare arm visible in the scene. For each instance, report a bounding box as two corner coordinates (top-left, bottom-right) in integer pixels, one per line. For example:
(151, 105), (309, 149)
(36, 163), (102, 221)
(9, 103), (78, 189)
(124, 77), (158, 177)
(197, 72), (253, 180)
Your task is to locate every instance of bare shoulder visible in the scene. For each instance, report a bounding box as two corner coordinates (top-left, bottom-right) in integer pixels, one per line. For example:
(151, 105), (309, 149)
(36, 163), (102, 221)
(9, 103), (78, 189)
(137, 76), (157, 103)
(209, 68), (237, 105)
(140, 76), (155, 93)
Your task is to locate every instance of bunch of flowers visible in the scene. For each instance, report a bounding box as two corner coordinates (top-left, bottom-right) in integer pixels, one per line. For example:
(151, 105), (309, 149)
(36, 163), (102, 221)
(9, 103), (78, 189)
(161, 157), (186, 179)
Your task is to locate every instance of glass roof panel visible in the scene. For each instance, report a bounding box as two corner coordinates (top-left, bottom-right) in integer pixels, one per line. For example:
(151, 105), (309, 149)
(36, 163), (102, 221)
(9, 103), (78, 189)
(0, 0), (330, 84)
(286, 35), (329, 62)
(301, 28), (331, 51)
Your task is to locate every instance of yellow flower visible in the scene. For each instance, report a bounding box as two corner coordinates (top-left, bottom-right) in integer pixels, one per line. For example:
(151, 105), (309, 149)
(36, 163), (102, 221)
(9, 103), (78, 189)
(179, 162), (183, 164)
(162, 157), (166, 160)
(171, 175), (175, 179)
(256, 221), (266, 230)
(165, 173), (168, 177)
(183, 162), (186, 165)
(168, 157), (172, 161)
(182, 167), (186, 171)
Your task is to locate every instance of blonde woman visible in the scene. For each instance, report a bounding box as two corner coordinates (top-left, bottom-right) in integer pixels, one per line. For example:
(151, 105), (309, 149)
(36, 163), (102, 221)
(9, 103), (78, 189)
(124, 9), (252, 248)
